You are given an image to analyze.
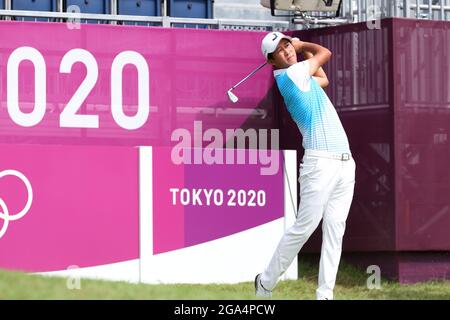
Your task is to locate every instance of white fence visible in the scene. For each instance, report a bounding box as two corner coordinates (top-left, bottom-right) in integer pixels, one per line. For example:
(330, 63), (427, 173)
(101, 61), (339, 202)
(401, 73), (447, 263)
(0, 0), (449, 31)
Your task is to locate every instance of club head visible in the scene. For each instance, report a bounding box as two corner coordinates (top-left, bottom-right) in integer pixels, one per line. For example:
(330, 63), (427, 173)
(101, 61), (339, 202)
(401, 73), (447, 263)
(227, 90), (239, 103)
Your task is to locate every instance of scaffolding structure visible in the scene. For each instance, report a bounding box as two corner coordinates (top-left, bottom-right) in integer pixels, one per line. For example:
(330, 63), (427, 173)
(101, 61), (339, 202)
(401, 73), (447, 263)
(290, 0), (450, 26)
(342, 0), (450, 22)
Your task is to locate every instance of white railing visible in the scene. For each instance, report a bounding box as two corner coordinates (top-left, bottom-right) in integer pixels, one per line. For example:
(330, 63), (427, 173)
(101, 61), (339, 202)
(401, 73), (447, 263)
(1, 0), (449, 31)
(0, 9), (289, 31)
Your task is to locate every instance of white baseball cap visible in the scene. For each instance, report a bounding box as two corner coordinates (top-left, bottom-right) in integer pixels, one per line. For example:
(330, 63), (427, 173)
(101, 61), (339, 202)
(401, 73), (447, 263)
(261, 32), (293, 60)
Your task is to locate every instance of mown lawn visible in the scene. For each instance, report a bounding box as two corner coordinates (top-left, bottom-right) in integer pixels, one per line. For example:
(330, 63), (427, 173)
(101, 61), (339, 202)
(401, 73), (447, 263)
(1, 259), (449, 300)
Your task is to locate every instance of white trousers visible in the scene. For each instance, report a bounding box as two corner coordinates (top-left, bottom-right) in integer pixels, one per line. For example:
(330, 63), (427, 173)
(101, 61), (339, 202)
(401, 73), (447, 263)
(261, 150), (356, 300)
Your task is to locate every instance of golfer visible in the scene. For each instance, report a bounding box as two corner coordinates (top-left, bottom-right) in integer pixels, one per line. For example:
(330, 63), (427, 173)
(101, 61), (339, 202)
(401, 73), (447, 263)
(255, 32), (356, 300)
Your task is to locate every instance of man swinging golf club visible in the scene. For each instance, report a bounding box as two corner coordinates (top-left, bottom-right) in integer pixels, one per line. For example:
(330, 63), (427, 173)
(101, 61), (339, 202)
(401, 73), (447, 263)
(255, 32), (356, 300)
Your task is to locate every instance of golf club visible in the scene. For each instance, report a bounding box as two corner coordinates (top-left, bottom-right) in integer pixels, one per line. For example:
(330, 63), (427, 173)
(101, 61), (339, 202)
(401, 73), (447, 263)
(227, 62), (267, 103)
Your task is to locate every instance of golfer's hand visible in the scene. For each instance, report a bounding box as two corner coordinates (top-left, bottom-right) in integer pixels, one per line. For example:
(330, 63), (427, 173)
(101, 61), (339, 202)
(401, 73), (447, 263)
(291, 38), (305, 54)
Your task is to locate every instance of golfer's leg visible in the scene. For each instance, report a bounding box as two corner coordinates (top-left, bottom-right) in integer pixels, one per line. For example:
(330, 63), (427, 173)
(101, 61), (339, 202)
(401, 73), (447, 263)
(260, 198), (324, 291)
(316, 159), (356, 300)
(260, 157), (332, 291)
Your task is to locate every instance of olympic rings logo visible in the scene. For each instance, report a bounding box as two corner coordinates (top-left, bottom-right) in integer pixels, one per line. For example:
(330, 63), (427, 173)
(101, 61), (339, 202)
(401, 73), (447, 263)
(0, 170), (33, 240)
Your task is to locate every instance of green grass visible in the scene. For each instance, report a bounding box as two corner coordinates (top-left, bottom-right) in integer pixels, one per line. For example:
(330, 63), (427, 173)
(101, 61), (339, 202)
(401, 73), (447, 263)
(1, 259), (449, 300)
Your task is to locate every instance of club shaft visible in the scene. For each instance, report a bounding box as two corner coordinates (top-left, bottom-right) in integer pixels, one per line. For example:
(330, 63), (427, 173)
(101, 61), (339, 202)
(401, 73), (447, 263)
(230, 62), (267, 91)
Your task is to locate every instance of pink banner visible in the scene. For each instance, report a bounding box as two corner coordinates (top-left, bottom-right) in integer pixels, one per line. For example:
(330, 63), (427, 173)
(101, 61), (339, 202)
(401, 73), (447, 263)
(0, 21), (274, 147)
(152, 147), (284, 254)
(0, 22), (283, 277)
(0, 144), (139, 272)
(0, 144), (283, 272)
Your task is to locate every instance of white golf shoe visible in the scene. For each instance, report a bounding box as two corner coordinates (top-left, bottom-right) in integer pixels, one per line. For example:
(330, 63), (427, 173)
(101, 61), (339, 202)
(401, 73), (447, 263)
(254, 274), (272, 298)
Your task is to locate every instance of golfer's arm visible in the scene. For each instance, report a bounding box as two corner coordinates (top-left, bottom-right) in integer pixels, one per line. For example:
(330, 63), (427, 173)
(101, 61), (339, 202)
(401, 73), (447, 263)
(302, 51), (329, 88)
(292, 40), (332, 76)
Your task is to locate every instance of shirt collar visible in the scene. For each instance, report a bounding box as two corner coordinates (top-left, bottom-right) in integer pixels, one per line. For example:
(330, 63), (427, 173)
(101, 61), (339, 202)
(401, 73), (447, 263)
(273, 68), (288, 77)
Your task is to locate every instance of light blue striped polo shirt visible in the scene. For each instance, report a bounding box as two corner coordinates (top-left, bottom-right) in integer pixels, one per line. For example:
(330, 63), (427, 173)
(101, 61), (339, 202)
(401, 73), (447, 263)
(274, 60), (350, 153)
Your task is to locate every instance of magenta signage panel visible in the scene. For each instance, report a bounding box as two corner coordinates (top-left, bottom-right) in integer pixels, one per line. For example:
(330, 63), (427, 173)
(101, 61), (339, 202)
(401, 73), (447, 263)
(0, 21), (291, 283)
(0, 21), (274, 147)
(152, 147), (284, 254)
(0, 144), (139, 272)
(0, 144), (288, 283)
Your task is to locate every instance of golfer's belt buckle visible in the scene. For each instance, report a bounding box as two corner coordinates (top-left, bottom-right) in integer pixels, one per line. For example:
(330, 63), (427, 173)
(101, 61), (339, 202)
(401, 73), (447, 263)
(341, 153), (351, 161)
